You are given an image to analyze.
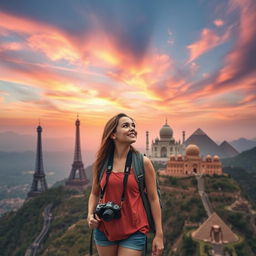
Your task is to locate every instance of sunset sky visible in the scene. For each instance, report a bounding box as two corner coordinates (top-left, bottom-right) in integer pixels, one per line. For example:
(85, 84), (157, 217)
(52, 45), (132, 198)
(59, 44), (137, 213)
(0, 0), (256, 152)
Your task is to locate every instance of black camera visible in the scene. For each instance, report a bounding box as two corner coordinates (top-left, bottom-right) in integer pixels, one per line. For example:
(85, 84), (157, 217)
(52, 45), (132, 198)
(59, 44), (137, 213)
(95, 201), (121, 222)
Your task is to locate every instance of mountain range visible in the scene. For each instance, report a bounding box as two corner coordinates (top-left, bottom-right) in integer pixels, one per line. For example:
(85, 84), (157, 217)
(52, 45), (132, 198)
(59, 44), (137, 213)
(184, 128), (239, 158)
(229, 137), (256, 153)
(221, 146), (256, 202)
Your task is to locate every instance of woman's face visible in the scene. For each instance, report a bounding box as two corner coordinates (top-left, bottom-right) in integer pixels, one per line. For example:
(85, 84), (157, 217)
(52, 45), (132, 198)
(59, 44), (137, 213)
(112, 116), (137, 144)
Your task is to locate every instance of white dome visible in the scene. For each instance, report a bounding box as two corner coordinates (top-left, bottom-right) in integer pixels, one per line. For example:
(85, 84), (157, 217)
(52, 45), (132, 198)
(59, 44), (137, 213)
(159, 121), (173, 140)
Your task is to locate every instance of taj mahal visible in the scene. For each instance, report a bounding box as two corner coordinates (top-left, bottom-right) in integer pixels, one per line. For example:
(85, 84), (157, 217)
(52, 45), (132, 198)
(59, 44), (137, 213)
(146, 120), (185, 163)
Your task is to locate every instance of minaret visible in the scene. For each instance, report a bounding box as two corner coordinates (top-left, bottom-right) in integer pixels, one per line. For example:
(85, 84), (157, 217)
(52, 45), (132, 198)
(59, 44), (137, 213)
(146, 131), (149, 157)
(65, 115), (88, 191)
(27, 122), (48, 198)
(182, 131), (185, 144)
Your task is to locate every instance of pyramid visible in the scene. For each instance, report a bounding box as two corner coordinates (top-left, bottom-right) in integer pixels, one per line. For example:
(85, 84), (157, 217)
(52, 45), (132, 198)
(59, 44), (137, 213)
(219, 141), (239, 158)
(184, 128), (222, 157)
(192, 212), (239, 244)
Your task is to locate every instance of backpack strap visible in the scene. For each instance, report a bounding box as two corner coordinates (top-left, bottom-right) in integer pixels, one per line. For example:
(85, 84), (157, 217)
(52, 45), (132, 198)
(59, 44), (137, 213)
(132, 152), (145, 187)
(132, 152), (156, 233)
(132, 152), (154, 256)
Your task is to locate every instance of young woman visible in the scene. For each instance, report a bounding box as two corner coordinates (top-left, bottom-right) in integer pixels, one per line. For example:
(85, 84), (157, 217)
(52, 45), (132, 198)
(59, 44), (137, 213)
(87, 113), (164, 256)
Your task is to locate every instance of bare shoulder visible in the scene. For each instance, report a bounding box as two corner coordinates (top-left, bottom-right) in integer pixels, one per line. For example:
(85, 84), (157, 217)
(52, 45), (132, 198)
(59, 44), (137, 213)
(143, 156), (151, 166)
(143, 156), (155, 173)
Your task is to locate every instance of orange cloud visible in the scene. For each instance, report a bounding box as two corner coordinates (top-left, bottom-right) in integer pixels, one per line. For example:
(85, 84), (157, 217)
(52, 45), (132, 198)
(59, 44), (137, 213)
(0, 6), (255, 136)
(107, 52), (172, 93)
(27, 34), (80, 63)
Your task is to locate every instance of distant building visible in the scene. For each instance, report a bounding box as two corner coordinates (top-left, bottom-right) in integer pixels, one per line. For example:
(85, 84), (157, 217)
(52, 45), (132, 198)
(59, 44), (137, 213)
(27, 124), (48, 199)
(149, 120), (185, 164)
(160, 144), (222, 177)
(65, 116), (89, 192)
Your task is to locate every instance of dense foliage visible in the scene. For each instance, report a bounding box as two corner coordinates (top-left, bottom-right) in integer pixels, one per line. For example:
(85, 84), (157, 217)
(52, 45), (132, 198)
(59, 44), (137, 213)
(0, 187), (77, 256)
(223, 167), (256, 203)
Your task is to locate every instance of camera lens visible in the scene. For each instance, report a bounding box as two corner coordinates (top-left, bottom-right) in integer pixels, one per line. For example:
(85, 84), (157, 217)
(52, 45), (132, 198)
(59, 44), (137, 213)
(102, 209), (114, 222)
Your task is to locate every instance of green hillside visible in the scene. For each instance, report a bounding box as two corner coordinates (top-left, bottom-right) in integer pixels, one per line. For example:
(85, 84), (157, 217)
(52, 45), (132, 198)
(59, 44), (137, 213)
(221, 146), (256, 202)
(223, 167), (256, 202)
(0, 175), (255, 256)
(222, 146), (256, 173)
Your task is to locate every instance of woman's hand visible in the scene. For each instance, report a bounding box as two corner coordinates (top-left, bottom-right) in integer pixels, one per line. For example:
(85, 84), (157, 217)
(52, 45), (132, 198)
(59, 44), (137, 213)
(87, 214), (100, 229)
(152, 234), (164, 256)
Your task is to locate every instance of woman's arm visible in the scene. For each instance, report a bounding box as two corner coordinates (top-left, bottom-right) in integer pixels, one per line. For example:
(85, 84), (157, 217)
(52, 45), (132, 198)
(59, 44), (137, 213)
(87, 168), (101, 228)
(144, 156), (164, 255)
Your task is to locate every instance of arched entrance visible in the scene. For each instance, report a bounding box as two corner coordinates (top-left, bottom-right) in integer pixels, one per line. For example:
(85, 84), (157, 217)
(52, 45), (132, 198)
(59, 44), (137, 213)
(161, 147), (167, 157)
(193, 163), (198, 173)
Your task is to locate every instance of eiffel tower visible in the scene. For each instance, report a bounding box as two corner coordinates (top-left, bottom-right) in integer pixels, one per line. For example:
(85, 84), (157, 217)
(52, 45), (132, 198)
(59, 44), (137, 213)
(65, 116), (89, 191)
(27, 123), (48, 198)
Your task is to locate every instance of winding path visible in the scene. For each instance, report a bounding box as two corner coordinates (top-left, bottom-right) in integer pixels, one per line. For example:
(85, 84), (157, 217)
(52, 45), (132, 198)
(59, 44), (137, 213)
(196, 175), (213, 217)
(25, 203), (53, 256)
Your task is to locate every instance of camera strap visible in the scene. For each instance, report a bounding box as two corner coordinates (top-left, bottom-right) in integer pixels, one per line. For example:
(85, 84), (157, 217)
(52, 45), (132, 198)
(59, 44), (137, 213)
(121, 150), (132, 204)
(99, 149), (133, 204)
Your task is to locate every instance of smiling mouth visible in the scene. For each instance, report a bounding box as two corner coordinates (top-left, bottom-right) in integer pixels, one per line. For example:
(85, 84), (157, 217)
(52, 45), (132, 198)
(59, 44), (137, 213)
(128, 133), (136, 137)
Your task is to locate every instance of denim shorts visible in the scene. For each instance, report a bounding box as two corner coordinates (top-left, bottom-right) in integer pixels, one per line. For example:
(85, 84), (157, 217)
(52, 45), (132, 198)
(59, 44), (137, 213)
(93, 228), (146, 251)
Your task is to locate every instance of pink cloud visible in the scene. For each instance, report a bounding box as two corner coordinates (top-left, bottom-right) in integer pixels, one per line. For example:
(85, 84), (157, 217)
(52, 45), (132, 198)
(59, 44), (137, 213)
(216, 0), (256, 85)
(213, 19), (224, 27)
(0, 11), (58, 35)
(148, 75), (189, 101)
(0, 42), (23, 52)
(187, 28), (230, 63)
(185, 0), (256, 101)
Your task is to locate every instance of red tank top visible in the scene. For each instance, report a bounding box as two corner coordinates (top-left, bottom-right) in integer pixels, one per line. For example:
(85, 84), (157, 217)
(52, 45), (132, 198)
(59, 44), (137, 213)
(98, 168), (149, 241)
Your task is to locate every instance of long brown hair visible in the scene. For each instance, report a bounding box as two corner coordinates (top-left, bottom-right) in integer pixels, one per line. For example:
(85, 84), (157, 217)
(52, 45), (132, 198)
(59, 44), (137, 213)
(94, 113), (136, 181)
